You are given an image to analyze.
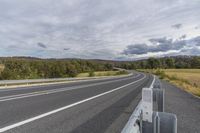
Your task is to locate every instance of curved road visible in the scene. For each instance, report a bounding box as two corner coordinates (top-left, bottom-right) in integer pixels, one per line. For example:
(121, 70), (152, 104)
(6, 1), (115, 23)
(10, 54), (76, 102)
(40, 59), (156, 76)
(0, 72), (153, 133)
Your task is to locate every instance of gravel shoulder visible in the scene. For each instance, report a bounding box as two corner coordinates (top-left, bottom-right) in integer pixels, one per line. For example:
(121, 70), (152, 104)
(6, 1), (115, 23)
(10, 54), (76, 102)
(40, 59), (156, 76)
(162, 80), (200, 133)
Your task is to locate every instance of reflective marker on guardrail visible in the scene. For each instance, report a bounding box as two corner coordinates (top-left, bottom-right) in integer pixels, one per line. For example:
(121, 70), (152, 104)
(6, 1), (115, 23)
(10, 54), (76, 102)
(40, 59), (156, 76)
(153, 89), (164, 112)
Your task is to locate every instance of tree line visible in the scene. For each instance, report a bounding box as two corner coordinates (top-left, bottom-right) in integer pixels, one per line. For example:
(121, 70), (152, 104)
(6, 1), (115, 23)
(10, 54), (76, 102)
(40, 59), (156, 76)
(115, 56), (200, 69)
(0, 57), (113, 80)
(0, 56), (199, 80)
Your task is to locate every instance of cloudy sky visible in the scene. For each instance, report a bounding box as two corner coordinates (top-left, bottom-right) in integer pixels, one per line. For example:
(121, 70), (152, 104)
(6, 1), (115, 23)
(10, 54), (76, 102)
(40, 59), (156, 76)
(0, 0), (200, 60)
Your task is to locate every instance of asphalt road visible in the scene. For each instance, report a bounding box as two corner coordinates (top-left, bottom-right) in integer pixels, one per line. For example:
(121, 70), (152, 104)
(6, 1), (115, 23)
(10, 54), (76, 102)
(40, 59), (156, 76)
(0, 72), (153, 133)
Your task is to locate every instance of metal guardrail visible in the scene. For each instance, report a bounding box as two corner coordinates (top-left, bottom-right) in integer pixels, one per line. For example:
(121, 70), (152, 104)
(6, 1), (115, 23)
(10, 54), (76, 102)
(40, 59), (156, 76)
(122, 75), (156, 133)
(121, 101), (142, 133)
(0, 73), (133, 87)
(122, 75), (177, 133)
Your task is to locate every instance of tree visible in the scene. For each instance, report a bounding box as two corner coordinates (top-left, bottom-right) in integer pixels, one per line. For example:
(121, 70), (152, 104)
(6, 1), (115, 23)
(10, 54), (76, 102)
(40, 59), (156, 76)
(89, 71), (95, 77)
(66, 63), (78, 77)
(191, 57), (200, 68)
(165, 58), (175, 68)
(147, 58), (161, 69)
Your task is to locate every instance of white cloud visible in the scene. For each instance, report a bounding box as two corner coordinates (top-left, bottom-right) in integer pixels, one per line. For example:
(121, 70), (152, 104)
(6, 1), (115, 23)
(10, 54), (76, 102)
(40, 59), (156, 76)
(0, 0), (199, 60)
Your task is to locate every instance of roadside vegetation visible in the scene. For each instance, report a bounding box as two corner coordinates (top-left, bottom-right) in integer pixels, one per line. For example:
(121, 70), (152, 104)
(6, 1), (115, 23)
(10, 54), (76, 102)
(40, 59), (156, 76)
(0, 64), (4, 73)
(0, 56), (200, 97)
(0, 57), (129, 80)
(117, 56), (200, 70)
(140, 69), (200, 97)
(77, 70), (128, 77)
(116, 56), (200, 97)
(0, 57), (114, 80)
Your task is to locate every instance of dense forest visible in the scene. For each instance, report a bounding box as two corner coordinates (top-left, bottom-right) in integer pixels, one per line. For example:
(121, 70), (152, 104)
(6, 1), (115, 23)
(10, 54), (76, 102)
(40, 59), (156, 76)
(0, 56), (199, 80)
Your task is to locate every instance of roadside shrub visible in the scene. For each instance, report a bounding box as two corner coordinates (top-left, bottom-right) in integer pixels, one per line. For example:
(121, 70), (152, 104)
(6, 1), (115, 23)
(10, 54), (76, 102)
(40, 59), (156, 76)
(154, 69), (166, 79)
(194, 83), (198, 87)
(168, 74), (178, 80)
(116, 70), (128, 75)
(106, 72), (111, 76)
(89, 71), (95, 77)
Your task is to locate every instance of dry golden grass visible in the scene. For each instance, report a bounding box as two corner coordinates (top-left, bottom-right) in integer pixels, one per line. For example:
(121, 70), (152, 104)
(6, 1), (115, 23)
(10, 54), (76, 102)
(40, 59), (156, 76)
(0, 64), (4, 73)
(94, 71), (120, 76)
(164, 69), (200, 87)
(163, 69), (200, 97)
(170, 80), (200, 97)
(139, 69), (200, 97)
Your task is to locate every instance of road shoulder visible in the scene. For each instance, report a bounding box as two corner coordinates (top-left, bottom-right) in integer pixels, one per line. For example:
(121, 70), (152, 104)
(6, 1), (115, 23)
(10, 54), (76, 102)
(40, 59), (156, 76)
(162, 80), (200, 133)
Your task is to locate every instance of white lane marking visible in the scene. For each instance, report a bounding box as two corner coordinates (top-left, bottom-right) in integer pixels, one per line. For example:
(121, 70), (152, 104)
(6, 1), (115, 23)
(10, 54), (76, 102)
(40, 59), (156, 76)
(121, 74), (155, 133)
(0, 74), (146, 133)
(0, 74), (141, 102)
(150, 75), (155, 88)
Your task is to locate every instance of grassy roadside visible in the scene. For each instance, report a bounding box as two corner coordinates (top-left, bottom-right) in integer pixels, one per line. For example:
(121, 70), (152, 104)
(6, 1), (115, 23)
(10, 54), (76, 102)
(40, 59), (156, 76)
(139, 69), (200, 97)
(77, 70), (128, 77)
(0, 70), (129, 88)
(0, 64), (4, 73)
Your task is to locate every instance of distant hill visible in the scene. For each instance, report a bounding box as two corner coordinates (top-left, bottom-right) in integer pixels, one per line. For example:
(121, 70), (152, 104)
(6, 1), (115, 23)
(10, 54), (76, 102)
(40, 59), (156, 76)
(114, 55), (200, 69)
(0, 55), (199, 64)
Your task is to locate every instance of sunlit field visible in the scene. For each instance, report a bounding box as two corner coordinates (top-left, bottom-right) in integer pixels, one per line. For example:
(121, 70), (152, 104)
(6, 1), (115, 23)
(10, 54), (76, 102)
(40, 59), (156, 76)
(140, 69), (200, 97)
(164, 69), (200, 87)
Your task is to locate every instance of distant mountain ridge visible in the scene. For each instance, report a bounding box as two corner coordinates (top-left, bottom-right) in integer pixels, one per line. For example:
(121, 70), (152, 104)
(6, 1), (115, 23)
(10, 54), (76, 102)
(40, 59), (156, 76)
(0, 55), (199, 62)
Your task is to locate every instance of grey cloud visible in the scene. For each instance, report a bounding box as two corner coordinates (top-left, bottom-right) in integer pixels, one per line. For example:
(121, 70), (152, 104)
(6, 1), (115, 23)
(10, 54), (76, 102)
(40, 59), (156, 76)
(180, 47), (200, 55)
(123, 37), (190, 55)
(63, 48), (70, 51)
(189, 36), (200, 46)
(123, 44), (149, 55)
(171, 23), (182, 29)
(37, 42), (47, 48)
(179, 34), (187, 40)
(7, 45), (19, 49)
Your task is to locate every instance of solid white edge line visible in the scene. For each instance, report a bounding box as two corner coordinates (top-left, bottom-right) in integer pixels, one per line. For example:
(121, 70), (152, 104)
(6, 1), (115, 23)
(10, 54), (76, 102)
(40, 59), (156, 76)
(150, 75), (155, 88)
(121, 74), (155, 133)
(0, 73), (141, 102)
(0, 74), (146, 132)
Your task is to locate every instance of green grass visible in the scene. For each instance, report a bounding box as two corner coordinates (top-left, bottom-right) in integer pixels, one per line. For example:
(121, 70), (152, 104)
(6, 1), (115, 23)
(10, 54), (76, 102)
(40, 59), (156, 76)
(139, 69), (200, 97)
(77, 70), (128, 77)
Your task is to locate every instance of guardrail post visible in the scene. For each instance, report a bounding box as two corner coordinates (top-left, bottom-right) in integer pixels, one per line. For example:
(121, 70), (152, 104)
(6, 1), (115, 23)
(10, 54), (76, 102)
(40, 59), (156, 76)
(142, 88), (153, 123)
(152, 112), (177, 133)
(153, 89), (164, 112)
(142, 76), (177, 133)
(153, 78), (162, 89)
(122, 75), (177, 133)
